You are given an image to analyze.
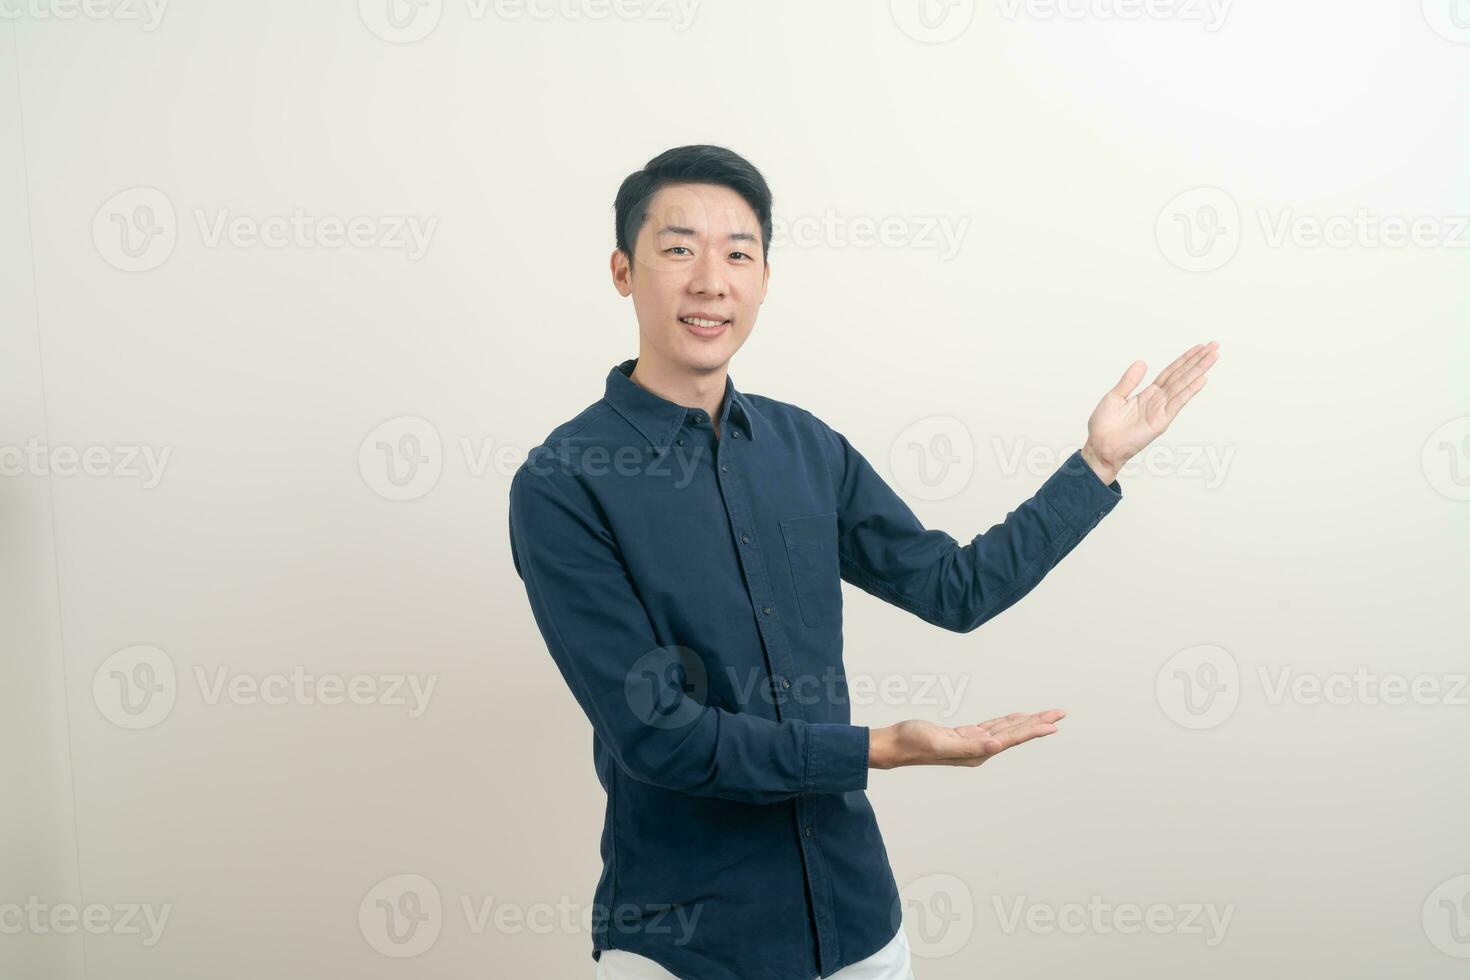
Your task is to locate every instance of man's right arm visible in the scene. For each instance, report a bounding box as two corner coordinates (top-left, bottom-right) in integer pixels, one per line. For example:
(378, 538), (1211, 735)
(507, 462), (870, 806)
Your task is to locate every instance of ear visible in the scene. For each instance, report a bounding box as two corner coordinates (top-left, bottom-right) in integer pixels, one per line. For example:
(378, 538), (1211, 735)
(759, 258), (771, 303)
(610, 249), (633, 297)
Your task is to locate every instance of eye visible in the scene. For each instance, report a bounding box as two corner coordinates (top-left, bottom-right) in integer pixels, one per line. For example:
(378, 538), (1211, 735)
(666, 246), (692, 256)
(730, 251), (751, 261)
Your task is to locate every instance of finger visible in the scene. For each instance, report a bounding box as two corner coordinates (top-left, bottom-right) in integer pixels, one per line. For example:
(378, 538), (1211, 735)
(988, 710), (1065, 747)
(990, 720), (1061, 753)
(1150, 344), (1203, 391)
(1155, 341), (1217, 393)
(1164, 348), (1219, 399)
(969, 712), (1028, 734)
(1108, 360), (1148, 399)
(1164, 373), (1208, 422)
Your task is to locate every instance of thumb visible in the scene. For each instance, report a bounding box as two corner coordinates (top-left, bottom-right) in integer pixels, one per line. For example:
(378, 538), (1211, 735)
(1109, 360), (1147, 398)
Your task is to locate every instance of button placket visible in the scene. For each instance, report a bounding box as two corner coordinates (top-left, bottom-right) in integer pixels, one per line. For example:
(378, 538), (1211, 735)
(713, 436), (804, 726)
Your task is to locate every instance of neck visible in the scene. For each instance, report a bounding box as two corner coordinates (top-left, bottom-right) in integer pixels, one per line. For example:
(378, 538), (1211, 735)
(628, 350), (728, 433)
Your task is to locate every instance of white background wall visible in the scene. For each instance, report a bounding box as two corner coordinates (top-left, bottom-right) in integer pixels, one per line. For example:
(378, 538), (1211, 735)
(2, 2), (1467, 977)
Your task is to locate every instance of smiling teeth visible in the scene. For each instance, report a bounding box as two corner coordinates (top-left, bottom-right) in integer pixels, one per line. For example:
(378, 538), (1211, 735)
(681, 317), (726, 327)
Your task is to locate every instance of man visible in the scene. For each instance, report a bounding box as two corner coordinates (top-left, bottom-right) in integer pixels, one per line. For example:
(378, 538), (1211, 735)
(507, 145), (1219, 980)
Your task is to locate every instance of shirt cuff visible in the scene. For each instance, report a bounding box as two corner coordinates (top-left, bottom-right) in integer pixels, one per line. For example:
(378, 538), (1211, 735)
(1039, 449), (1123, 534)
(804, 723), (870, 795)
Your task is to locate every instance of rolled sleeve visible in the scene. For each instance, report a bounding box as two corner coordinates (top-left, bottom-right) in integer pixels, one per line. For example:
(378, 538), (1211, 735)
(1038, 449), (1123, 534)
(805, 722), (870, 795)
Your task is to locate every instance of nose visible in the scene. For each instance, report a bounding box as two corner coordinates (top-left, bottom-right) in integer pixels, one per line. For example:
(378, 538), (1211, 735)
(687, 246), (729, 298)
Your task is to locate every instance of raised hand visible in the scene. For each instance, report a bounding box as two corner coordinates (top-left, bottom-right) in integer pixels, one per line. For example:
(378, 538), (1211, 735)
(1081, 341), (1221, 484)
(868, 709), (1067, 770)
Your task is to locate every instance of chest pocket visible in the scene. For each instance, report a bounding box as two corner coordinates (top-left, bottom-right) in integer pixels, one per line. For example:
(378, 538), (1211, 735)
(779, 511), (842, 628)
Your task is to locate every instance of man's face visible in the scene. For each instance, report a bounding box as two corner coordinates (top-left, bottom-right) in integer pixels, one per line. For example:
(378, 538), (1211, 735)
(611, 182), (770, 374)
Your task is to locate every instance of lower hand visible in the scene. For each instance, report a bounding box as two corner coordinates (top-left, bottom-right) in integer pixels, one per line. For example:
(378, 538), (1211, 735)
(869, 710), (1066, 769)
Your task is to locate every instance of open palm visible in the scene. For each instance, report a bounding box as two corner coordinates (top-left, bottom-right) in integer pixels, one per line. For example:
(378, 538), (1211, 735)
(1084, 341), (1220, 480)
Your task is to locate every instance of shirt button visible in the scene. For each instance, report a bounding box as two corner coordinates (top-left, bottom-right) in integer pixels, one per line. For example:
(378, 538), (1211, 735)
(693, 413), (705, 423)
(732, 430), (741, 438)
(804, 826), (813, 838)
(720, 464), (728, 472)
(741, 534), (750, 543)
(762, 606), (772, 615)
(676, 438), (685, 446)
(781, 678), (791, 689)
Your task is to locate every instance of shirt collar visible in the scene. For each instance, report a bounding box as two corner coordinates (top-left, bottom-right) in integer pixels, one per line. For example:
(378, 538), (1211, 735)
(604, 357), (758, 452)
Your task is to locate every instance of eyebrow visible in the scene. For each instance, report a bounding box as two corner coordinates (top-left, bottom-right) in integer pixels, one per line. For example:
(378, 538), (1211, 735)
(656, 225), (759, 244)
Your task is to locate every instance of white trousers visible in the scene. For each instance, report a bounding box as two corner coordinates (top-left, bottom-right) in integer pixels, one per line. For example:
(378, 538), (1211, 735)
(594, 916), (914, 979)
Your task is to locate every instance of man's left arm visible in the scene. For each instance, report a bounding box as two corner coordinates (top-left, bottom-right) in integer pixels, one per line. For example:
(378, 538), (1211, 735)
(815, 341), (1220, 634)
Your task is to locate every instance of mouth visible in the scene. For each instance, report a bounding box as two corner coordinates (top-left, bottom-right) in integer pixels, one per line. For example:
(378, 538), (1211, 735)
(678, 314), (731, 338)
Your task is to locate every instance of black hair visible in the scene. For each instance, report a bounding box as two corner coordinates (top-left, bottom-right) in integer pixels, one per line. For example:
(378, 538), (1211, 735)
(613, 144), (773, 266)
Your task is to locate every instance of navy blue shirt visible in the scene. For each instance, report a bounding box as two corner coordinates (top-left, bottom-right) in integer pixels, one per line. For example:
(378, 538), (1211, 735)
(507, 357), (1122, 979)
